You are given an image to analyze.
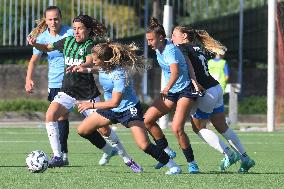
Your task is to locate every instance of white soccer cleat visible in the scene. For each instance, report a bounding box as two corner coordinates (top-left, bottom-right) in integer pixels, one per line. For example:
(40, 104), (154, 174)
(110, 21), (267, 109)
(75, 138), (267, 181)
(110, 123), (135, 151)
(99, 148), (118, 166)
(165, 166), (182, 175)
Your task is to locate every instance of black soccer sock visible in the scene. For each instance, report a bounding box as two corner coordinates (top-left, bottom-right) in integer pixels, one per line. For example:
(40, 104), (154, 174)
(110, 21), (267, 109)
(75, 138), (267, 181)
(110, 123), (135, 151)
(154, 136), (168, 150)
(182, 145), (195, 163)
(78, 130), (106, 149)
(58, 120), (69, 153)
(143, 143), (169, 165)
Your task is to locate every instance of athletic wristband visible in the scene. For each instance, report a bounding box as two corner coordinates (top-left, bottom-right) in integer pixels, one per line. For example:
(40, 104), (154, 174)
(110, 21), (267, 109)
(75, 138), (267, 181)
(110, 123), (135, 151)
(86, 68), (92, 73)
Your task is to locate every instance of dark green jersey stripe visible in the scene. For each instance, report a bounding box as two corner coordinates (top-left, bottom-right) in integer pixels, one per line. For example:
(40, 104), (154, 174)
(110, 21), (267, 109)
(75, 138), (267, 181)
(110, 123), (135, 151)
(63, 36), (72, 55)
(67, 38), (77, 58)
(64, 37), (75, 57)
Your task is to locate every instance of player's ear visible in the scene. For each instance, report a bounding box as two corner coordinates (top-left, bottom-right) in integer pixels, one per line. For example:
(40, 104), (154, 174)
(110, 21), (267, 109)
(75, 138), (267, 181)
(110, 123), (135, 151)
(183, 33), (188, 40)
(159, 34), (164, 42)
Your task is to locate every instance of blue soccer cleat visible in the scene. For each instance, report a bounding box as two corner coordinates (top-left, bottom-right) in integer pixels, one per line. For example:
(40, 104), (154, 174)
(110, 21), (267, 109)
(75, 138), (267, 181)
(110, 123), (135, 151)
(48, 156), (64, 168)
(238, 158), (255, 173)
(219, 152), (241, 171)
(188, 162), (200, 174)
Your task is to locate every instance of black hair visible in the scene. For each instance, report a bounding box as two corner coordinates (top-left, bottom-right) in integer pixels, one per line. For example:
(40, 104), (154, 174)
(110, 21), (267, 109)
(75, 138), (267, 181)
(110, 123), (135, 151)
(73, 15), (107, 38)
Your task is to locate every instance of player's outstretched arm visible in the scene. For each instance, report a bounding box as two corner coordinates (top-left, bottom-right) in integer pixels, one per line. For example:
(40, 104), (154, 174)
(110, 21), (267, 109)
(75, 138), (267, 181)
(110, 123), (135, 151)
(25, 54), (42, 94)
(27, 36), (54, 52)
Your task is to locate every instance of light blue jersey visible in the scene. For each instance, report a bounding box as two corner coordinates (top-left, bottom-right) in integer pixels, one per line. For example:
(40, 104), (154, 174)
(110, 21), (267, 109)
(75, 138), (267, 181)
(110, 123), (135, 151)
(156, 39), (190, 93)
(33, 25), (73, 88)
(98, 67), (138, 112)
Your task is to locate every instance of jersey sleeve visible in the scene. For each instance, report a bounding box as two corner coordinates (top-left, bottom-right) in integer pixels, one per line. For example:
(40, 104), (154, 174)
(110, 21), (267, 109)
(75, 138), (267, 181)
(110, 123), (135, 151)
(66, 28), (74, 37)
(85, 41), (95, 56)
(224, 62), (229, 77)
(51, 37), (67, 52)
(112, 69), (126, 93)
(165, 48), (180, 65)
(33, 35), (45, 55)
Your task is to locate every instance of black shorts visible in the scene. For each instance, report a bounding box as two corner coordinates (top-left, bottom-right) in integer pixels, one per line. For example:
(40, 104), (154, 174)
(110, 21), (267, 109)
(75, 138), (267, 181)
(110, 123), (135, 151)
(48, 88), (61, 102)
(96, 102), (144, 128)
(165, 84), (198, 103)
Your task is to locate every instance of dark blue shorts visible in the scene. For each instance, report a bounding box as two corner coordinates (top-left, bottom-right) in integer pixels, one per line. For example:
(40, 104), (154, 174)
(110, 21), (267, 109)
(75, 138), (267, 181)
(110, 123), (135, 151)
(165, 84), (198, 103)
(48, 88), (61, 102)
(96, 102), (144, 128)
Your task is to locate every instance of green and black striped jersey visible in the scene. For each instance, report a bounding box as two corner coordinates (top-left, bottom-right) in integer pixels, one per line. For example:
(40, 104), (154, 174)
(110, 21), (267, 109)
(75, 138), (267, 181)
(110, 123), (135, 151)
(52, 36), (100, 100)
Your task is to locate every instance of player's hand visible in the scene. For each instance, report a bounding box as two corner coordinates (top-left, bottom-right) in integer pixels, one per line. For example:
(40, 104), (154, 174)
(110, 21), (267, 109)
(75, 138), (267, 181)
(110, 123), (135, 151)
(27, 36), (37, 46)
(25, 79), (35, 94)
(77, 102), (93, 113)
(195, 83), (205, 93)
(66, 65), (85, 73)
(160, 87), (169, 100)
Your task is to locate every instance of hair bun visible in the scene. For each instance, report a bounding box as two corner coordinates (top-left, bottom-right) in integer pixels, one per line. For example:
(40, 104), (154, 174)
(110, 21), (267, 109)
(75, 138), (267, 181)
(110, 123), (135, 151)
(149, 17), (161, 28)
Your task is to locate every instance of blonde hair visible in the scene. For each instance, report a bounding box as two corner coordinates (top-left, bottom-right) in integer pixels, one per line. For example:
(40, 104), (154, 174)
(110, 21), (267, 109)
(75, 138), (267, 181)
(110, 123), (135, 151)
(28, 18), (47, 38)
(93, 41), (151, 86)
(92, 41), (151, 72)
(174, 26), (227, 55)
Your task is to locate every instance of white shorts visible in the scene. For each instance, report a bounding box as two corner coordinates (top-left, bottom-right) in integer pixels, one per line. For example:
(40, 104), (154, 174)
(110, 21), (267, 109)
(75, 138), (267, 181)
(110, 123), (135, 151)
(192, 84), (224, 119)
(52, 92), (100, 117)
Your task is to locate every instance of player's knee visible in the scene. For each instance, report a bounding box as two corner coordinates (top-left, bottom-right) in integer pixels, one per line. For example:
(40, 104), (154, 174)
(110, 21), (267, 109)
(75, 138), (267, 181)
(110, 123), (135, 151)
(45, 110), (57, 122)
(98, 127), (111, 136)
(144, 116), (155, 128)
(77, 126), (88, 137)
(172, 127), (185, 138)
(137, 142), (149, 151)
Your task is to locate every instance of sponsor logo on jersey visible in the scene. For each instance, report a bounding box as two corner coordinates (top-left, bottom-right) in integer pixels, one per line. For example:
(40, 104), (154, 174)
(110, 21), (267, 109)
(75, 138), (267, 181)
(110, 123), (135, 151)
(65, 57), (84, 66)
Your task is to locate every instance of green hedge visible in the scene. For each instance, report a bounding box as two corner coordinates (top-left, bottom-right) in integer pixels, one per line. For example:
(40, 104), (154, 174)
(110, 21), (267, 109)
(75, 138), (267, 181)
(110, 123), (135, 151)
(0, 96), (267, 114)
(238, 96), (267, 114)
(0, 99), (49, 112)
(0, 99), (150, 113)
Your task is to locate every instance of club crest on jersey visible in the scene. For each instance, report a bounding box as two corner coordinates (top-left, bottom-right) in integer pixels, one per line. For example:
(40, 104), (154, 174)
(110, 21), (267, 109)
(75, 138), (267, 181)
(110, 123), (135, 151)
(129, 107), (138, 117)
(65, 57), (84, 66)
(78, 48), (84, 56)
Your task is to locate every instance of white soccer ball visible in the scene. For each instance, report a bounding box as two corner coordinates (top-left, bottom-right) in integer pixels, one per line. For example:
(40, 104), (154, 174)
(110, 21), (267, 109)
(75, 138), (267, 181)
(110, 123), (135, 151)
(26, 150), (49, 173)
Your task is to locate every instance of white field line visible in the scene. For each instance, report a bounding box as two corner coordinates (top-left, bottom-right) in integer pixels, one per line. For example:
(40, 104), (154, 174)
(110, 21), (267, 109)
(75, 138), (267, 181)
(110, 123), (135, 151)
(0, 140), (283, 145)
(0, 130), (283, 137)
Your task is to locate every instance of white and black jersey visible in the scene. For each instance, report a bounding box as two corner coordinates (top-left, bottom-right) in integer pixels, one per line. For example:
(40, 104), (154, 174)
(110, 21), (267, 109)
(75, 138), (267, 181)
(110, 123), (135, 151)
(177, 43), (219, 90)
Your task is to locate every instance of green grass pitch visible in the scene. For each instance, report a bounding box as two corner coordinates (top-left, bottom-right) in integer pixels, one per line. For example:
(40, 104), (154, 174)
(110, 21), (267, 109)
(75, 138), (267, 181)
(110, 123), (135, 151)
(0, 125), (283, 189)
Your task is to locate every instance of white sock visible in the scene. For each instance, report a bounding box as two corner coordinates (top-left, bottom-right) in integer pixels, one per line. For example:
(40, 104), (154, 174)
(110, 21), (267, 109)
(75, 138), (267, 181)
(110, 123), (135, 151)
(46, 122), (61, 157)
(198, 128), (233, 157)
(102, 143), (114, 155)
(164, 147), (172, 154)
(165, 159), (178, 168)
(102, 129), (131, 163)
(62, 153), (68, 160)
(222, 128), (246, 156)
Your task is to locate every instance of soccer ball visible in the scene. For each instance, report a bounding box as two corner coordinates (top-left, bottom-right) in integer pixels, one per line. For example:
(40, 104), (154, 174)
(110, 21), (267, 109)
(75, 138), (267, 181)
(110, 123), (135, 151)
(26, 150), (49, 173)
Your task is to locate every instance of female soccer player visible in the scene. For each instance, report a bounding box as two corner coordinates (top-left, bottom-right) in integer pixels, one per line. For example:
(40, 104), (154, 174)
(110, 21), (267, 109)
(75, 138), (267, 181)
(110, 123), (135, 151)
(25, 6), (73, 165)
(76, 42), (182, 174)
(27, 15), (139, 172)
(171, 25), (255, 173)
(144, 17), (202, 174)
